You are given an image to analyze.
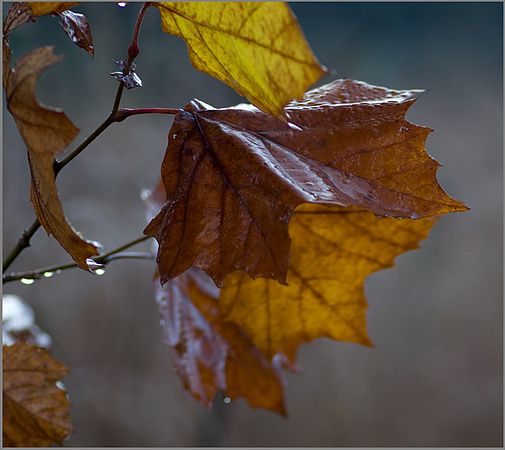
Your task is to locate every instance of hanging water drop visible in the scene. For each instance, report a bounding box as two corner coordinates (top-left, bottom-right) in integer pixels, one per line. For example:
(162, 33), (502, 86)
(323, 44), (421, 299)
(20, 278), (35, 285)
(94, 268), (106, 276)
(43, 271), (54, 278)
(117, 2), (127, 7)
(223, 397), (231, 404)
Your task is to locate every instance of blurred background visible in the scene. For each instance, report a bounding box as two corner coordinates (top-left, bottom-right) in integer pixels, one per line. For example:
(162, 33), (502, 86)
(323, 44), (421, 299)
(2, 2), (502, 446)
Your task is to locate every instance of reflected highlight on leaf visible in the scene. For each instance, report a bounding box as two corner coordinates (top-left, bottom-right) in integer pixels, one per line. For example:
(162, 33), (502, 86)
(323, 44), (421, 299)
(145, 79), (466, 287)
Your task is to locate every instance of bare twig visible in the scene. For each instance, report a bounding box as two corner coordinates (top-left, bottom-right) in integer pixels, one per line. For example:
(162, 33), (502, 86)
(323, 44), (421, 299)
(3, 236), (153, 283)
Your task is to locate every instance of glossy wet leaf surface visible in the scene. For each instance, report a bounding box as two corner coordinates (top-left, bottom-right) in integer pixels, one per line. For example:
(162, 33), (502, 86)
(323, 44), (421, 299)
(155, 270), (286, 414)
(57, 9), (94, 56)
(156, 2), (326, 116)
(145, 79), (466, 287)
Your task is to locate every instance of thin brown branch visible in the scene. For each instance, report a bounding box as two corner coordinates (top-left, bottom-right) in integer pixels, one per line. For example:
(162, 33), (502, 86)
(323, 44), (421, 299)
(3, 3), (155, 272)
(114, 107), (180, 122)
(3, 236), (153, 284)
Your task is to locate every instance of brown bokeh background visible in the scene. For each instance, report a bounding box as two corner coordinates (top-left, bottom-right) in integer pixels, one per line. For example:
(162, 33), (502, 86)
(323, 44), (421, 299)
(3, 2), (502, 446)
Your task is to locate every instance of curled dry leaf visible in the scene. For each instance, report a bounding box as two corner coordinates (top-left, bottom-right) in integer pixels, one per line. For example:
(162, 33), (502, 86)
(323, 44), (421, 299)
(3, 343), (72, 447)
(145, 79), (467, 287)
(220, 205), (434, 361)
(57, 10), (94, 56)
(5, 46), (100, 269)
(156, 2), (326, 116)
(155, 270), (286, 414)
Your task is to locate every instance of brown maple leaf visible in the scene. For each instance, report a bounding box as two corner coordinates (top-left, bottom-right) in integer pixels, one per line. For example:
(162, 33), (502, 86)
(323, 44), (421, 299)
(3, 343), (72, 447)
(145, 79), (467, 287)
(146, 183), (285, 414)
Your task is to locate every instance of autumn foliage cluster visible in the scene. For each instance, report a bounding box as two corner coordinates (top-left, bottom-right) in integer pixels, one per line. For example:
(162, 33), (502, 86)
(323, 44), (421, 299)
(2, 2), (466, 446)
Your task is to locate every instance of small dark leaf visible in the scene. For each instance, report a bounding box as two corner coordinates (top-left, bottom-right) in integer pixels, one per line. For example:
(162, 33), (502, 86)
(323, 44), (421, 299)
(57, 10), (94, 56)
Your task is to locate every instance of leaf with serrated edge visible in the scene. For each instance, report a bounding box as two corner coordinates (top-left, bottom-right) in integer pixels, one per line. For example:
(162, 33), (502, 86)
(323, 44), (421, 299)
(3, 343), (72, 447)
(5, 47), (100, 269)
(220, 205), (435, 361)
(155, 2), (326, 117)
(144, 79), (467, 287)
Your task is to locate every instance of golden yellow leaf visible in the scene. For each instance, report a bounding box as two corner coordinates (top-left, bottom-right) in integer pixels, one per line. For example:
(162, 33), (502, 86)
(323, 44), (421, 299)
(29, 2), (79, 16)
(155, 2), (326, 116)
(3, 343), (72, 447)
(5, 46), (100, 269)
(219, 205), (434, 361)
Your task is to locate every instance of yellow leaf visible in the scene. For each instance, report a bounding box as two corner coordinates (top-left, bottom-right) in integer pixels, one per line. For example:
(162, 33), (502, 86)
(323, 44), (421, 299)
(5, 47), (100, 269)
(3, 343), (72, 447)
(156, 2), (326, 116)
(219, 205), (434, 361)
(29, 2), (79, 16)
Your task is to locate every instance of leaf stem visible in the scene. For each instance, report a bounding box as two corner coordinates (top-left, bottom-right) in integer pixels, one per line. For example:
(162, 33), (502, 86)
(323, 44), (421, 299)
(54, 116), (114, 174)
(3, 236), (153, 283)
(114, 107), (180, 122)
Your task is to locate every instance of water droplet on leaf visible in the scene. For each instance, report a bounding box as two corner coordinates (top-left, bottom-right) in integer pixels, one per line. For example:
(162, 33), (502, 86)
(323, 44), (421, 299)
(223, 397), (231, 404)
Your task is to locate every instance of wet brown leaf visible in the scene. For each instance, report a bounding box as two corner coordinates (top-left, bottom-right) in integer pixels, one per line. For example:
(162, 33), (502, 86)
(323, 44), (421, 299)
(3, 343), (72, 447)
(57, 10), (94, 56)
(145, 79), (467, 287)
(5, 46), (100, 269)
(146, 183), (285, 413)
(155, 270), (286, 414)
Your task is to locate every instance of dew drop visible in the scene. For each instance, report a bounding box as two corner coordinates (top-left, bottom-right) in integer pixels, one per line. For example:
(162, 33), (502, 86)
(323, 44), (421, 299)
(117, 2), (127, 7)
(20, 278), (35, 285)
(172, 134), (178, 139)
(43, 271), (54, 278)
(94, 268), (106, 276)
(223, 397), (231, 404)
